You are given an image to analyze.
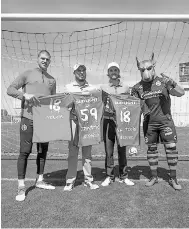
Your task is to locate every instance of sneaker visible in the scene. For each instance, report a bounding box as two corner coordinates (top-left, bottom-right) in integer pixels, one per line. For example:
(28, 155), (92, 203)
(101, 177), (114, 187)
(118, 178), (135, 186)
(145, 177), (158, 187)
(169, 178), (182, 190)
(16, 186), (26, 202)
(84, 181), (99, 190)
(64, 182), (74, 191)
(35, 180), (55, 190)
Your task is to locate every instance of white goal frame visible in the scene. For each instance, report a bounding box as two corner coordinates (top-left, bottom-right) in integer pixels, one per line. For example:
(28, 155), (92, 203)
(1, 13), (189, 21)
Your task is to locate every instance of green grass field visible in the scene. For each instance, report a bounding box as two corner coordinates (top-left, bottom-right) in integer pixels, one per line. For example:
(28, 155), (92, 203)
(1, 124), (189, 228)
(1, 160), (189, 228)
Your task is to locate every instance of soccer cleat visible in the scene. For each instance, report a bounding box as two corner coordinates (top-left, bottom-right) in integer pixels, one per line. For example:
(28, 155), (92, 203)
(64, 182), (74, 191)
(16, 186), (26, 202)
(169, 178), (182, 190)
(101, 177), (114, 187)
(84, 181), (99, 190)
(35, 180), (55, 190)
(145, 177), (158, 187)
(118, 178), (135, 186)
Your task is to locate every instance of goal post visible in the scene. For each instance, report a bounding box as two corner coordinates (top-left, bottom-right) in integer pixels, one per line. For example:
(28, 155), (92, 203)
(2, 13), (189, 21)
(1, 14), (189, 157)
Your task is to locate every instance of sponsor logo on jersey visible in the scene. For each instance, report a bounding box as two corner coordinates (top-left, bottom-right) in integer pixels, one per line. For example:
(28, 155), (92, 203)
(21, 124), (27, 131)
(141, 90), (162, 99)
(156, 80), (161, 86)
(164, 127), (173, 136)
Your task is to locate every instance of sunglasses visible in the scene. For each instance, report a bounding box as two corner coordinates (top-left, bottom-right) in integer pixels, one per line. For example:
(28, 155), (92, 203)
(139, 66), (153, 72)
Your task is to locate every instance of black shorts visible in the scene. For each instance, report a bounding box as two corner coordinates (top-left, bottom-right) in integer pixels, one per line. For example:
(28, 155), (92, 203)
(20, 117), (48, 153)
(143, 119), (177, 145)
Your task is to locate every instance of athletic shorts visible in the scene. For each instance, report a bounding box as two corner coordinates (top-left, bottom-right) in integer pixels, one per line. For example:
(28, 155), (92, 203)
(20, 117), (48, 153)
(143, 119), (177, 145)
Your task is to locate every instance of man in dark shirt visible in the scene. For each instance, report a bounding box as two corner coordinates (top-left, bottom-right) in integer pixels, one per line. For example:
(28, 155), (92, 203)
(7, 50), (56, 201)
(131, 53), (185, 190)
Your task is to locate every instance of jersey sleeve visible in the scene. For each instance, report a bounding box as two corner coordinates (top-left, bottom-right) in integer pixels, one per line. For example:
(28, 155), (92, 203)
(7, 70), (30, 100)
(130, 85), (139, 98)
(131, 85), (150, 118)
(160, 73), (177, 93)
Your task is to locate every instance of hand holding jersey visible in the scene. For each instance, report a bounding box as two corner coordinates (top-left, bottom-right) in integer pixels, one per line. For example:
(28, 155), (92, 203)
(23, 93), (40, 107)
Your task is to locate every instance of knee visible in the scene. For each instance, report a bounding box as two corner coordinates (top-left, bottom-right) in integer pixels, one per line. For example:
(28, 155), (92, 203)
(18, 152), (30, 160)
(164, 143), (176, 150)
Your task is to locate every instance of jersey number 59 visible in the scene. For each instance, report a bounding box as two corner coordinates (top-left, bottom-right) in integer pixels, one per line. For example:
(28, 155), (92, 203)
(80, 108), (97, 121)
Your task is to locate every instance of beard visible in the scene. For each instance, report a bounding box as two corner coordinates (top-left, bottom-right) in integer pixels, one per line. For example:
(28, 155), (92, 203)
(77, 77), (85, 82)
(109, 75), (120, 80)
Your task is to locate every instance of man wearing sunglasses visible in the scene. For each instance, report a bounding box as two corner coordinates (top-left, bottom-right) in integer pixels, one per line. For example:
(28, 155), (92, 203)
(131, 53), (185, 190)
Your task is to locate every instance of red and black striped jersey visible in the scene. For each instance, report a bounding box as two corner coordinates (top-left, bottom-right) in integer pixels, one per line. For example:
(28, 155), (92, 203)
(131, 76), (174, 123)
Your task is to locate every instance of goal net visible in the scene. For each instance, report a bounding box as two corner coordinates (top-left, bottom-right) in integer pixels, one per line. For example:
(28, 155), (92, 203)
(1, 20), (189, 157)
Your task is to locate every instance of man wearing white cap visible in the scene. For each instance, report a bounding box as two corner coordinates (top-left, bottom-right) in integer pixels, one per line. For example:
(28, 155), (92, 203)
(64, 64), (99, 191)
(100, 62), (135, 187)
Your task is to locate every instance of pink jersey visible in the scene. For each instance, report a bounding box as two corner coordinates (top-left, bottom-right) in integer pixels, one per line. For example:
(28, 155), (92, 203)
(32, 93), (72, 143)
(109, 94), (141, 147)
(72, 90), (104, 146)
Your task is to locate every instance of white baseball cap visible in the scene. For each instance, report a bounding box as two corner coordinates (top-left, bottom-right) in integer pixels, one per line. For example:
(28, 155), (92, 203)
(73, 64), (86, 72)
(108, 62), (120, 70)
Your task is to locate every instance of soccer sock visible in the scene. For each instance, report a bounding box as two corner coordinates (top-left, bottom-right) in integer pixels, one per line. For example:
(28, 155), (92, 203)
(17, 152), (30, 180)
(36, 143), (48, 175)
(147, 145), (158, 177)
(165, 146), (178, 179)
(36, 174), (43, 182)
(18, 179), (25, 187)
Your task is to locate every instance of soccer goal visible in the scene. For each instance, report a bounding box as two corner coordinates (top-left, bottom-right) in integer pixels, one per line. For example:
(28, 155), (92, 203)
(1, 14), (189, 157)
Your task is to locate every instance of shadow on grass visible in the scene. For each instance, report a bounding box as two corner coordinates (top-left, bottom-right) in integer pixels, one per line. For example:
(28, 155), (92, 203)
(42, 167), (106, 187)
(41, 165), (169, 189)
(127, 165), (170, 181)
(25, 185), (36, 197)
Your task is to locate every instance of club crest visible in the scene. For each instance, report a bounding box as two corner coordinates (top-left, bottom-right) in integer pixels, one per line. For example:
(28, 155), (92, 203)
(21, 124), (27, 131)
(156, 80), (161, 86)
